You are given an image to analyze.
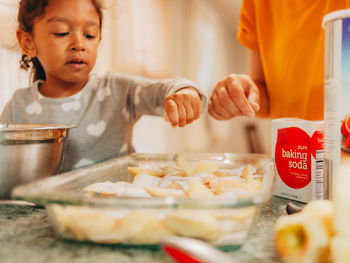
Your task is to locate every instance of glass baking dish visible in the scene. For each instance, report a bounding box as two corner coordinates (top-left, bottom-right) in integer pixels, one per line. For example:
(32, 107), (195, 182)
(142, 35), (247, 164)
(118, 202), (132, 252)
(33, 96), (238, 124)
(12, 153), (275, 249)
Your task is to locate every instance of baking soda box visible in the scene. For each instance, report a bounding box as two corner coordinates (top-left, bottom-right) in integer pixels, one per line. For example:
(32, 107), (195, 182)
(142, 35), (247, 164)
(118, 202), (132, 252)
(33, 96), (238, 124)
(271, 118), (324, 203)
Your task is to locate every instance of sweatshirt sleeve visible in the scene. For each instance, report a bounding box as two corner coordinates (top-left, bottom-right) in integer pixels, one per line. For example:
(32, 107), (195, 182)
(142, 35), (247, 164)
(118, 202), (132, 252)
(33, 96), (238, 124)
(107, 73), (207, 121)
(0, 102), (13, 124)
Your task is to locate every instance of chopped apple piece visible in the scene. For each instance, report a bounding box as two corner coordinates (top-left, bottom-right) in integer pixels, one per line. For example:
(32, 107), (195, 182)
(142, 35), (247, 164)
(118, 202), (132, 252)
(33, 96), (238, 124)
(241, 164), (253, 181)
(186, 179), (215, 198)
(210, 178), (258, 195)
(167, 181), (183, 190)
(164, 210), (219, 240)
(144, 186), (186, 198)
(83, 181), (130, 196)
(59, 206), (125, 241)
(132, 173), (161, 187)
(113, 211), (174, 244)
(127, 166), (164, 177)
(192, 161), (218, 175)
(246, 179), (263, 191)
(161, 166), (188, 177)
(302, 200), (334, 236)
(275, 200), (334, 263)
(175, 153), (193, 175)
(213, 170), (238, 177)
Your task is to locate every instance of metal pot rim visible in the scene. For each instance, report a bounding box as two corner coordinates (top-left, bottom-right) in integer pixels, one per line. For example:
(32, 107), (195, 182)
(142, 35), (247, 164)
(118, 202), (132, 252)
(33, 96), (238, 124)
(0, 124), (75, 132)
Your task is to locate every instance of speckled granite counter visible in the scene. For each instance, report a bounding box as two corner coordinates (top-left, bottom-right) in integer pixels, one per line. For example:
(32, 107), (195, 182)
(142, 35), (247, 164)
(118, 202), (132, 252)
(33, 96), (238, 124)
(0, 196), (302, 263)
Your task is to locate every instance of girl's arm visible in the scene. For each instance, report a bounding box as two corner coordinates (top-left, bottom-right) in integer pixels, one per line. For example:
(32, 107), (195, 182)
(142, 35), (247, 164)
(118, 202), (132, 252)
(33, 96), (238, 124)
(109, 73), (206, 126)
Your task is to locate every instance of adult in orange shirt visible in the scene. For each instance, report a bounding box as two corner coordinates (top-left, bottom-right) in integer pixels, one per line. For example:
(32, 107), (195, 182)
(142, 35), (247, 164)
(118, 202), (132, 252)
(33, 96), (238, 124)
(208, 0), (350, 121)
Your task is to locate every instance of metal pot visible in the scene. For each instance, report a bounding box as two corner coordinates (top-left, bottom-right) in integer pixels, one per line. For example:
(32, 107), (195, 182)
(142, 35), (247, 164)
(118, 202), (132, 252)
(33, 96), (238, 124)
(0, 124), (74, 198)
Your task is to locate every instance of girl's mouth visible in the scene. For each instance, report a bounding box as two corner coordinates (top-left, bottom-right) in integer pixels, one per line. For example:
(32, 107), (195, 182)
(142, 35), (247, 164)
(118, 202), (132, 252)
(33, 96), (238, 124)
(67, 59), (86, 64)
(66, 59), (88, 69)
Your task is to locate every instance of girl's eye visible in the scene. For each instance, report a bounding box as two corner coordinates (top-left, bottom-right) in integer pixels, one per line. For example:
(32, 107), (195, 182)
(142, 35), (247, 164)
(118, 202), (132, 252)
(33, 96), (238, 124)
(84, 34), (96, 39)
(54, 32), (69, 37)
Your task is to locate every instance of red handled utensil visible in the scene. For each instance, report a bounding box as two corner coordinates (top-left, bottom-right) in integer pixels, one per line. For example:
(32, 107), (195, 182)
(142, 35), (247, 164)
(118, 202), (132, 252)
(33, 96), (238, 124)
(160, 237), (237, 263)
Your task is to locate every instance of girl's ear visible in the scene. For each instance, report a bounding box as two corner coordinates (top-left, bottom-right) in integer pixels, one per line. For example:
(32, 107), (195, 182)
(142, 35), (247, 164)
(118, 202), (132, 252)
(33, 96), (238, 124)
(16, 30), (37, 58)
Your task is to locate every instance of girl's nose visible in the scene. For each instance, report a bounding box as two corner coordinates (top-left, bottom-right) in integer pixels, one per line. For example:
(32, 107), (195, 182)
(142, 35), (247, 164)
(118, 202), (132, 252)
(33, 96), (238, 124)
(70, 34), (85, 51)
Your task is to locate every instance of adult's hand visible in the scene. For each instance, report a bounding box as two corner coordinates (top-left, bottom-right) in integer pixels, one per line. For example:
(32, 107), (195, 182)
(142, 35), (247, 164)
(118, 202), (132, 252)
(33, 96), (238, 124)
(208, 74), (260, 120)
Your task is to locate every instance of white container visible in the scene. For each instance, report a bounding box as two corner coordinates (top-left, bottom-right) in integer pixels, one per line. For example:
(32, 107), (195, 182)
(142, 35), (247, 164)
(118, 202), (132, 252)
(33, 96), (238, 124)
(271, 118), (324, 203)
(323, 9), (350, 199)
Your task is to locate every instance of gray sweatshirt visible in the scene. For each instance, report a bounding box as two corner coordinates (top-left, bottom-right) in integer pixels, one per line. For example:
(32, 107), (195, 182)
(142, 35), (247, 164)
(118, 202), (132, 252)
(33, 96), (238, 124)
(0, 72), (206, 172)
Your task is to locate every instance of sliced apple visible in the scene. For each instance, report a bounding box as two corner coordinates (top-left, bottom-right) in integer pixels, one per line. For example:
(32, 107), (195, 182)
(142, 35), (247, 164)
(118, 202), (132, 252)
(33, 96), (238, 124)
(275, 201), (334, 263)
(192, 161), (218, 175)
(164, 209), (219, 240)
(186, 179), (215, 198)
(127, 166), (164, 177)
(175, 153), (193, 175)
(144, 186), (186, 198)
(161, 166), (188, 177)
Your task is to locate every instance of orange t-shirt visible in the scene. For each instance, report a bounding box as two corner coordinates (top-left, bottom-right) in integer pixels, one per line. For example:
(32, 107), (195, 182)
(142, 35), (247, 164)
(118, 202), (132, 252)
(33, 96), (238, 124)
(237, 0), (350, 120)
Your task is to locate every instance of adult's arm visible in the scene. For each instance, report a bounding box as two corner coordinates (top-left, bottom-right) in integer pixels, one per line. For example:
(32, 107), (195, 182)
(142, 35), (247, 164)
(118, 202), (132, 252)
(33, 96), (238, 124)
(249, 50), (269, 118)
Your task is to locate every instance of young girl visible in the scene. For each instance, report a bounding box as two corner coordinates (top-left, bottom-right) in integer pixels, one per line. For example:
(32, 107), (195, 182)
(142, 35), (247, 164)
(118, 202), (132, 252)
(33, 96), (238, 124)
(0, 0), (206, 172)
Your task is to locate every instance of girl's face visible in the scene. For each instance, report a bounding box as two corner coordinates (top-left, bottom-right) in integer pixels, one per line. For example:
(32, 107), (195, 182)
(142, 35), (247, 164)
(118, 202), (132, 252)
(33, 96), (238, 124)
(30, 0), (101, 86)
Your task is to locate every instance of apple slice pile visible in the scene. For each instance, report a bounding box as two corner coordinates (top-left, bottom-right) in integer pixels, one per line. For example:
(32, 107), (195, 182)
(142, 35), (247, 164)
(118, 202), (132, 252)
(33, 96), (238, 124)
(275, 160), (350, 263)
(275, 200), (334, 263)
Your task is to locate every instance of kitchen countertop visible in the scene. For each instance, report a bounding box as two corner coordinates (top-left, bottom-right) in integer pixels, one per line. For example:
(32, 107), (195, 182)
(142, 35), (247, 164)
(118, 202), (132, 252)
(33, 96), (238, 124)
(0, 196), (302, 263)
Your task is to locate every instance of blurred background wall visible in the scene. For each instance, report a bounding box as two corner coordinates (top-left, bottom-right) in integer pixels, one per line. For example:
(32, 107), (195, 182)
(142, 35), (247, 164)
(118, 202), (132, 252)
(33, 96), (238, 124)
(0, 0), (271, 155)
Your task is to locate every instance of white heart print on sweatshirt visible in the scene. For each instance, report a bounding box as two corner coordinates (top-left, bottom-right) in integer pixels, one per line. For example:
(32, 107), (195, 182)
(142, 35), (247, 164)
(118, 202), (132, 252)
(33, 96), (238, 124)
(62, 101), (81, 112)
(26, 100), (42, 115)
(97, 85), (111, 101)
(87, 121), (106, 137)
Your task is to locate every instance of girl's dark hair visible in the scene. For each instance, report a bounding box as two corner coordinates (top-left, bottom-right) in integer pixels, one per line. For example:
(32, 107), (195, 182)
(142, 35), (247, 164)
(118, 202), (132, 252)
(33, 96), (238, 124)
(18, 0), (103, 82)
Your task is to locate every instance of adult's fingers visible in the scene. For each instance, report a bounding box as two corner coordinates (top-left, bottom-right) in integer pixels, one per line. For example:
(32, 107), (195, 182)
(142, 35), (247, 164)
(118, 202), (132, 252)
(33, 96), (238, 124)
(226, 77), (255, 117)
(210, 92), (234, 119)
(217, 86), (241, 117)
(247, 92), (260, 112)
(208, 103), (226, 120)
(236, 74), (260, 112)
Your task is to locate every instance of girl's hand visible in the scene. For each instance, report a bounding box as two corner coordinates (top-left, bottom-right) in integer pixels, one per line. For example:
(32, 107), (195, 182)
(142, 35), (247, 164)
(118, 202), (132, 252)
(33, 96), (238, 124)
(208, 74), (260, 120)
(164, 87), (202, 127)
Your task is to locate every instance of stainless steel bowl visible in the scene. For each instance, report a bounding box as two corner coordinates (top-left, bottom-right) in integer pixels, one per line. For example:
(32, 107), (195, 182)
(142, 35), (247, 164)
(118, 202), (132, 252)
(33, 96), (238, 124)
(0, 124), (74, 198)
